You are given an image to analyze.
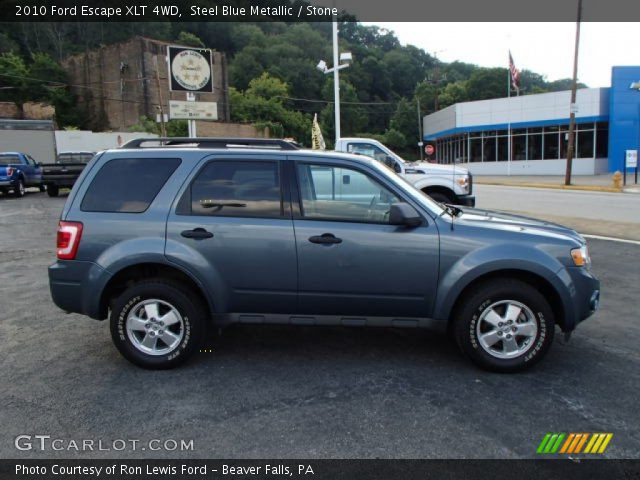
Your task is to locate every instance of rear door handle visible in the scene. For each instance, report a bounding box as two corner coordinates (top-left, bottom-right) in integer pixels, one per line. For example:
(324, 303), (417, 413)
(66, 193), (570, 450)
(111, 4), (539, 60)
(181, 228), (214, 239)
(309, 233), (342, 245)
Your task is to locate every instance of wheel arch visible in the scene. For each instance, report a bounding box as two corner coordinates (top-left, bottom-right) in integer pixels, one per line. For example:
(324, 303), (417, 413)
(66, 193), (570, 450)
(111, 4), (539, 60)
(99, 262), (214, 321)
(446, 269), (567, 332)
(421, 185), (456, 201)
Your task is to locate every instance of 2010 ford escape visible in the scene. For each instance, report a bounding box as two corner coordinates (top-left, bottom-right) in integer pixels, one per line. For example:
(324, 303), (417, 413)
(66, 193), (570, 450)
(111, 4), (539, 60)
(48, 138), (600, 372)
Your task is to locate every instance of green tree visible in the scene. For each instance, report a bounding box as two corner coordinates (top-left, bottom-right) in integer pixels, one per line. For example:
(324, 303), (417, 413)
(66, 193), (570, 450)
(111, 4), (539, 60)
(176, 31), (205, 48)
(230, 73), (311, 144)
(0, 52), (30, 117)
(466, 68), (508, 100)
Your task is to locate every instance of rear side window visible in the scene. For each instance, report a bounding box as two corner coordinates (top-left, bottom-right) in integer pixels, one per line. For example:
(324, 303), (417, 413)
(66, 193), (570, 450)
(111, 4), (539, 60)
(81, 158), (180, 213)
(186, 161), (282, 217)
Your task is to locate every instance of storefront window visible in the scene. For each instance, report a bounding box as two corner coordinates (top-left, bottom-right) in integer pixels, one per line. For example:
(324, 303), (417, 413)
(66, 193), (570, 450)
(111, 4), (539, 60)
(527, 134), (542, 160)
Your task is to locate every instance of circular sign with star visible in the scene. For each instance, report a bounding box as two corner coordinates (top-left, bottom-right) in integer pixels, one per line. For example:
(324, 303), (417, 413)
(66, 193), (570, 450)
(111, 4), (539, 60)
(168, 47), (213, 92)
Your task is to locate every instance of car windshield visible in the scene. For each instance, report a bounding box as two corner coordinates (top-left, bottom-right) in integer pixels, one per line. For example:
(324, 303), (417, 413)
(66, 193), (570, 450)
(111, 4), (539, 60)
(365, 157), (446, 216)
(57, 153), (94, 164)
(0, 154), (20, 165)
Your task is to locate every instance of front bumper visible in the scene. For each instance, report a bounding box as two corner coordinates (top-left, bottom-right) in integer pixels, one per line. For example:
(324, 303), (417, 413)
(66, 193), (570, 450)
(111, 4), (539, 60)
(566, 266), (600, 328)
(455, 194), (476, 207)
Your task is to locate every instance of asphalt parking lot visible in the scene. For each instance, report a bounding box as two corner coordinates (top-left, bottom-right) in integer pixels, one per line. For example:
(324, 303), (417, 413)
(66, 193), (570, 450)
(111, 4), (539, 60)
(1, 191), (639, 459)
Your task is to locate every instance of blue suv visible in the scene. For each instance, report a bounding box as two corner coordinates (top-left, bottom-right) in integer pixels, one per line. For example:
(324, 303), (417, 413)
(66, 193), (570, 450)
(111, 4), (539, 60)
(48, 138), (600, 372)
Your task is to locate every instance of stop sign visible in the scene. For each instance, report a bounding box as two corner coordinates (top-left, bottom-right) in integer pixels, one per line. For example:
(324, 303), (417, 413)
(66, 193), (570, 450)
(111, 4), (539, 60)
(425, 144), (435, 156)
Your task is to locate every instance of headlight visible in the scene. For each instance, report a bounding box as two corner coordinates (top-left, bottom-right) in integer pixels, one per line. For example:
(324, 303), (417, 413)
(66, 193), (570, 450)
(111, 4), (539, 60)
(571, 244), (590, 267)
(456, 176), (469, 192)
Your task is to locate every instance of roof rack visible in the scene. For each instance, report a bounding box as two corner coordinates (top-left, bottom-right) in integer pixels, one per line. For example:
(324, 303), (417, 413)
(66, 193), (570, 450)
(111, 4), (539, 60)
(120, 137), (301, 150)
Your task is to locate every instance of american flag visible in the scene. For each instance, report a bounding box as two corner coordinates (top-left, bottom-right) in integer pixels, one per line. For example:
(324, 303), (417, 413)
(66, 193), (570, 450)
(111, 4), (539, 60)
(509, 50), (520, 94)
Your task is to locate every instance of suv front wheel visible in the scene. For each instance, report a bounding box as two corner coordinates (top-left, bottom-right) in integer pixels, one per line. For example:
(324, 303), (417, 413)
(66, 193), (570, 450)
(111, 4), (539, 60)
(452, 279), (555, 373)
(109, 279), (207, 369)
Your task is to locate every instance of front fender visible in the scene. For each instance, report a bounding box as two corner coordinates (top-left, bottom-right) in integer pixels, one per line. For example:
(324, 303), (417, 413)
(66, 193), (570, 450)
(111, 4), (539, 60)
(433, 243), (574, 326)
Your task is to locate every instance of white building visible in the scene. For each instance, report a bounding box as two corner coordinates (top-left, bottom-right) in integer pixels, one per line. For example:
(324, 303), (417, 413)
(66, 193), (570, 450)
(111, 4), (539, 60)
(422, 66), (640, 175)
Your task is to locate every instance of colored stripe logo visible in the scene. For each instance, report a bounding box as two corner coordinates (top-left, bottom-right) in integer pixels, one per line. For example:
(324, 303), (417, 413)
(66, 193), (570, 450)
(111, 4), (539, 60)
(537, 433), (613, 454)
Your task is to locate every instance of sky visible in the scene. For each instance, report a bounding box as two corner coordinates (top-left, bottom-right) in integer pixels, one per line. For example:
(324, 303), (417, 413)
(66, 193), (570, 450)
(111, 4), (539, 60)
(365, 23), (639, 88)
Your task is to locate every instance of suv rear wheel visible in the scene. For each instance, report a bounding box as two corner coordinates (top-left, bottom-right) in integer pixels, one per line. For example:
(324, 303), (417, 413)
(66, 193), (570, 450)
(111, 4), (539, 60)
(109, 279), (207, 369)
(452, 279), (555, 373)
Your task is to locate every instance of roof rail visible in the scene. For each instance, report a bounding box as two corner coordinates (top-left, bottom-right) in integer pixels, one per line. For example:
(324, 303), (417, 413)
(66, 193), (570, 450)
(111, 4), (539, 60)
(120, 137), (301, 150)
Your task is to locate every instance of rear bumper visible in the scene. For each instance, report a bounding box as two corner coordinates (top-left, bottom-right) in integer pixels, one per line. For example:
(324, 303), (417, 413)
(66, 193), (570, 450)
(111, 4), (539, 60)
(49, 260), (107, 320)
(44, 175), (78, 187)
(455, 194), (476, 207)
(0, 179), (16, 187)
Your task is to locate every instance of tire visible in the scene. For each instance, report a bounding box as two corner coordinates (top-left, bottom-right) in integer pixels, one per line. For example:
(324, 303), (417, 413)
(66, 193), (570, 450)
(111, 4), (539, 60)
(39, 183), (47, 192)
(109, 279), (207, 369)
(426, 191), (453, 204)
(47, 185), (59, 197)
(452, 279), (555, 373)
(13, 179), (25, 198)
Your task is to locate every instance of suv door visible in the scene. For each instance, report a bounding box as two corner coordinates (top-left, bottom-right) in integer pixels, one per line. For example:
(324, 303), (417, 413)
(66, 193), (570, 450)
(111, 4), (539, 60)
(291, 159), (439, 318)
(165, 155), (297, 314)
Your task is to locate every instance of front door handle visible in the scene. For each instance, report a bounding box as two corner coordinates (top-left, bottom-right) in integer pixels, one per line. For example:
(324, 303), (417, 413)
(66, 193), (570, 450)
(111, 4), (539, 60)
(309, 233), (342, 245)
(181, 228), (214, 239)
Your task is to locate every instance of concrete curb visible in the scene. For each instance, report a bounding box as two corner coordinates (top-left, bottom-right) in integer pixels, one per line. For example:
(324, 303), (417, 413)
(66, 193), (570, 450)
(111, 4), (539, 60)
(475, 181), (623, 193)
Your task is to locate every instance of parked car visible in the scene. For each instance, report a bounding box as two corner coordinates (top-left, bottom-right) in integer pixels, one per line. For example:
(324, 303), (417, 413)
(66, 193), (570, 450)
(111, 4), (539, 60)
(48, 138), (600, 372)
(42, 151), (95, 197)
(0, 152), (45, 197)
(334, 137), (475, 206)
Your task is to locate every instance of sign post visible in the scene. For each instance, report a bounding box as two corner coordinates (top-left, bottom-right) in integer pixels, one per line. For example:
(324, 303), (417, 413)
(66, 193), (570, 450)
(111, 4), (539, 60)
(625, 149), (638, 185)
(167, 46), (214, 139)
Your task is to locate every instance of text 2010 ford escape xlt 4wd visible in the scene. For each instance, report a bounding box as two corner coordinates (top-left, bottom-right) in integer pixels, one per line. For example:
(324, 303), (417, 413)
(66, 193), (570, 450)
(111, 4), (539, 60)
(48, 138), (600, 372)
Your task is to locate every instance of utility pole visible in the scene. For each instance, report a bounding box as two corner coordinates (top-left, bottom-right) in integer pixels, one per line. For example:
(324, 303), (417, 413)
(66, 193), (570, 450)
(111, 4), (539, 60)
(417, 97), (424, 160)
(564, 0), (583, 185)
(153, 56), (167, 138)
(332, 18), (341, 141)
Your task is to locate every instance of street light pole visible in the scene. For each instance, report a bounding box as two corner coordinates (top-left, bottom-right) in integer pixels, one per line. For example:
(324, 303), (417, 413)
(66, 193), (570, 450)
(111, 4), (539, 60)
(564, 0), (583, 186)
(332, 18), (341, 141)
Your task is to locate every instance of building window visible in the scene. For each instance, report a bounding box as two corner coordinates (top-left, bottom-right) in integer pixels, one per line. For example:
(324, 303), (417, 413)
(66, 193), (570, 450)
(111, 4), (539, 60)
(527, 133), (542, 160)
(544, 127), (559, 160)
(596, 123), (609, 158)
(577, 129), (594, 158)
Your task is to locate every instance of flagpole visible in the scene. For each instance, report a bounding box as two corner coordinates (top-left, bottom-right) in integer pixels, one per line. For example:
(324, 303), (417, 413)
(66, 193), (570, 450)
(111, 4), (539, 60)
(507, 51), (512, 177)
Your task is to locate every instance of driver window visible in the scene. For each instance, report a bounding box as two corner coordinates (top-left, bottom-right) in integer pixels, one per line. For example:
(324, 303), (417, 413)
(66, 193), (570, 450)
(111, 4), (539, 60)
(297, 164), (399, 223)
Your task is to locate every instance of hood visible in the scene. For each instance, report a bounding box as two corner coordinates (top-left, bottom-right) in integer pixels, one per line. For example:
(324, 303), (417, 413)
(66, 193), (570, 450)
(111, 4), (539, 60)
(454, 207), (585, 245)
(405, 161), (469, 176)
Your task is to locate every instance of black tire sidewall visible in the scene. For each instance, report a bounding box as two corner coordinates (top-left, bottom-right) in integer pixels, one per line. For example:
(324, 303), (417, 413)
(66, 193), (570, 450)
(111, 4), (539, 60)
(47, 185), (59, 197)
(455, 280), (555, 372)
(109, 282), (205, 369)
(14, 179), (25, 197)
(427, 192), (452, 204)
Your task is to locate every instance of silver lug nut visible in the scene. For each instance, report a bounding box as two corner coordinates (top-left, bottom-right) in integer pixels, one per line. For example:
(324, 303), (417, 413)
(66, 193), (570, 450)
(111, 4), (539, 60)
(497, 331), (503, 336)
(149, 331), (155, 337)
(145, 323), (150, 329)
(506, 334), (512, 339)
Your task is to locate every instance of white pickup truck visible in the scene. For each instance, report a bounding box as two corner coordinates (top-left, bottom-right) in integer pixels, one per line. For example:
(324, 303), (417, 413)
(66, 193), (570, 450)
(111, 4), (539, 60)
(334, 137), (475, 206)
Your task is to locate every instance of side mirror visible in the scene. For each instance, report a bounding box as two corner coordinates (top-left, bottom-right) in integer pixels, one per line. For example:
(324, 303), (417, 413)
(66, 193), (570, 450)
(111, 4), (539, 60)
(389, 203), (422, 227)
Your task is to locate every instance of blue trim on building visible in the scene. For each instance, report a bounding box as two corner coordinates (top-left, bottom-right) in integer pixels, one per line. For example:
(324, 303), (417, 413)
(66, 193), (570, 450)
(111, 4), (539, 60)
(423, 115), (609, 141)
(608, 66), (640, 173)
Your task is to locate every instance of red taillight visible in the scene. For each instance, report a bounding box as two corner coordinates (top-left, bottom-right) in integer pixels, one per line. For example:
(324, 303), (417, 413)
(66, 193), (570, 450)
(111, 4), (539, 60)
(6, 166), (14, 176)
(57, 221), (83, 260)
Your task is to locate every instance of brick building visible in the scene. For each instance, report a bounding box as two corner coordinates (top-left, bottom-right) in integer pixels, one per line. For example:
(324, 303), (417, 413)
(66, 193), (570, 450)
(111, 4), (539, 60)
(62, 36), (231, 131)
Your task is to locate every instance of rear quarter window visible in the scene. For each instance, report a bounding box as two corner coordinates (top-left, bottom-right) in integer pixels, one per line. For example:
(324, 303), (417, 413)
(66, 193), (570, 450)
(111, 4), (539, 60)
(81, 157), (180, 213)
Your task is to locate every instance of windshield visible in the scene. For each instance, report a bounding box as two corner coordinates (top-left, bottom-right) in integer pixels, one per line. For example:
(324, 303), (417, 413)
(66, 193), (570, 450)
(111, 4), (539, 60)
(0, 154), (20, 165)
(57, 153), (94, 164)
(365, 158), (446, 217)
